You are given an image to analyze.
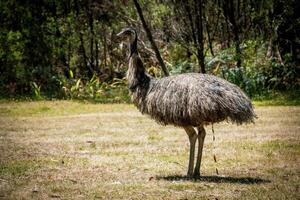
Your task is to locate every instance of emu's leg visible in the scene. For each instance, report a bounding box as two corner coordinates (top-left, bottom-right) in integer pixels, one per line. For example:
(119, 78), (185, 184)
(184, 126), (197, 177)
(194, 126), (206, 177)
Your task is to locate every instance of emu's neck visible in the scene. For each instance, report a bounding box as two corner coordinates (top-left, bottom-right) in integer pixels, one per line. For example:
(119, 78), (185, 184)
(127, 54), (149, 92)
(129, 33), (138, 57)
(126, 32), (153, 94)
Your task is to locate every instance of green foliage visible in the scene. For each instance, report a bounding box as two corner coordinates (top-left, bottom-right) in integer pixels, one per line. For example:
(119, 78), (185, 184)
(0, 0), (125, 97)
(205, 41), (299, 98)
(0, 0), (298, 103)
(58, 72), (130, 103)
(168, 44), (196, 75)
(151, 4), (170, 27)
(30, 82), (42, 100)
(168, 44), (193, 64)
(262, 55), (298, 90)
(169, 61), (194, 75)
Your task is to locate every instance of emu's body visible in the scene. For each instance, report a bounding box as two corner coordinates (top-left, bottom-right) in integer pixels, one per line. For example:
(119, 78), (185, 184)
(118, 28), (256, 177)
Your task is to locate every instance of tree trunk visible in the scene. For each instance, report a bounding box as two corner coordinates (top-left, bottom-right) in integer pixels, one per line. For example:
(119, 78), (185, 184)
(95, 39), (99, 73)
(87, 1), (95, 71)
(205, 18), (214, 57)
(74, 0), (93, 77)
(229, 0), (242, 68)
(103, 27), (107, 69)
(183, 1), (197, 45)
(67, 39), (71, 76)
(79, 33), (93, 77)
(194, 0), (205, 73)
(132, 0), (169, 76)
(267, 37), (284, 65)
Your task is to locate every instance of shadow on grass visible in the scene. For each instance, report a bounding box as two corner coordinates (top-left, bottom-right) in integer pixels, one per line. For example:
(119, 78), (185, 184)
(156, 175), (270, 184)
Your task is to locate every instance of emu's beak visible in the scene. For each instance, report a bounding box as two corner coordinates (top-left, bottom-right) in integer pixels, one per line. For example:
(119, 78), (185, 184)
(116, 30), (125, 38)
(116, 32), (121, 38)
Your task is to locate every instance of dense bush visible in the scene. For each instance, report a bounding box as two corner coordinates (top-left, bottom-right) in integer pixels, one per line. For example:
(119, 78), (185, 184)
(1, 0), (298, 102)
(26, 71), (129, 103)
(204, 42), (299, 98)
(57, 72), (130, 103)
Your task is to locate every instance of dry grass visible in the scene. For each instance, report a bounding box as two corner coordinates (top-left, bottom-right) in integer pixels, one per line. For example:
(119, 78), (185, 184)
(0, 101), (299, 199)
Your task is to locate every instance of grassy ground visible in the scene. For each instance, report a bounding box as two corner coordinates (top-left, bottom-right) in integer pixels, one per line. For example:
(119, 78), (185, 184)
(0, 101), (299, 199)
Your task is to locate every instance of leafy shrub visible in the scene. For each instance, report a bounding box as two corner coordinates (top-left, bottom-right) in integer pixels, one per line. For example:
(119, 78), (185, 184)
(169, 61), (195, 75)
(58, 71), (130, 103)
(30, 82), (42, 100)
(261, 55), (298, 90)
(205, 42), (299, 97)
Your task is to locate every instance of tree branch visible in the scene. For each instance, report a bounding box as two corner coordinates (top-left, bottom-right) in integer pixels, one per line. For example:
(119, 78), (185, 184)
(132, 0), (169, 76)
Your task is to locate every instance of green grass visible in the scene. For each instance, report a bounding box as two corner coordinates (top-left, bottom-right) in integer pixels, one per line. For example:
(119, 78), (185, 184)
(253, 90), (300, 106)
(0, 100), (134, 117)
(1, 89), (299, 108)
(0, 159), (58, 177)
(0, 101), (299, 199)
(0, 160), (37, 177)
(261, 140), (300, 156)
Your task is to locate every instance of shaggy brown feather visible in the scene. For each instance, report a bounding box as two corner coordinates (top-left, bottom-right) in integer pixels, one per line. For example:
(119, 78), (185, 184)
(127, 55), (256, 127)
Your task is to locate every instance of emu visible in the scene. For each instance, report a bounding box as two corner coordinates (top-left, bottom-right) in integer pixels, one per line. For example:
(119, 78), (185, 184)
(117, 27), (256, 177)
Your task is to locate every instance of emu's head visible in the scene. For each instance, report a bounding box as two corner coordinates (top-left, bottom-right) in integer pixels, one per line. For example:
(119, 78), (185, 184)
(116, 27), (137, 44)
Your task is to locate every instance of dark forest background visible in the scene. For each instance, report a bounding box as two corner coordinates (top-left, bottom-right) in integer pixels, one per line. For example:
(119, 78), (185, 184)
(0, 0), (299, 102)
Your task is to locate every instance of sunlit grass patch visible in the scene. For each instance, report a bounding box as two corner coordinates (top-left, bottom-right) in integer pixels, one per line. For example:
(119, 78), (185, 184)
(0, 160), (37, 177)
(88, 184), (149, 200)
(167, 182), (207, 191)
(260, 140), (300, 162)
(156, 154), (186, 164)
(253, 90), (300, 106)
(148, 133), (164, 142)
(0, 159), (56, 177)
(0, 102), (299, 199)
(260, 140), (300, 153)
(218, 139), (299, 155)
(0, 100), (135, 117)
(238, 180), (300, 200)
(101, 151), (130, 157)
